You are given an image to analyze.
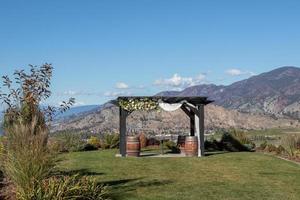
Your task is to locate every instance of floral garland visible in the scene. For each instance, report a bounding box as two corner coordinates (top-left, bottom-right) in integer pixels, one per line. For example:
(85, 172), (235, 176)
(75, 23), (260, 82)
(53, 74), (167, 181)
(118, 98), (159, 112)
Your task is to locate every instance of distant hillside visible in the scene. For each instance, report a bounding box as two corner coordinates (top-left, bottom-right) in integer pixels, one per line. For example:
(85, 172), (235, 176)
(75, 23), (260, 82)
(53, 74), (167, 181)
(55, 105), (100, 121)
(52, 66), (300, 134)
(158, 66), (300, 119)
(51, 102), (300, 134)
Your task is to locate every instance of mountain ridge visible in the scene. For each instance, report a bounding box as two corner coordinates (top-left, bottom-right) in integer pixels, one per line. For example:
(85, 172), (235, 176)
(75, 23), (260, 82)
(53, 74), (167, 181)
(51, 66), (300, 134)
(158, 66), (300, 119)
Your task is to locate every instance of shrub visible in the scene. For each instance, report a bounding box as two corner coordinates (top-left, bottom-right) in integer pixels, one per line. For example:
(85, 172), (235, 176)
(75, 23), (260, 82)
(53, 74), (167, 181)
(52, 131), (86, 152)
(0, 136), (4, 156)
(164, 140), (180, 153)
(83, 143), (99, 151)
(264, 144), (277, 153)
(17, 174), (109, 200)
(101, 133), (119, 149)
(276, 145), (285, 155)
(87, 136), (101, 149)
(139, 133), (148, 148)
(204, 139), (222, 151)
(259, 141), (268, 150)
(147, 138), (160, 146)
(220, 132), (251, 152)
(229, 129), (254, 145)
(280, 134), (300, 158)
(2, 119), (56, 199)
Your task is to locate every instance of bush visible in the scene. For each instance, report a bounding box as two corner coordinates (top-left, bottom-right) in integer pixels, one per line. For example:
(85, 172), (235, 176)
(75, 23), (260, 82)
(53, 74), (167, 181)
(164, 140), (180, 153)
(230, 129), (255, 146)
(101, 133), (119, 149)
(264, 144), (277, 153)
(276, 145), (285, 155)
(52, 131), (86, 152)
(87, 136), (101, 149)
(83, 143), (99, 151)
(220, 132), (252, 152)
(259, 141), (268, 150)
(2, 119), (56, 199)
(280, 134), (300, 158)
(17, 174), (109, 200)
(204, 138), (224, 151)
(147, 138), (160, 146)
(0, 136), (4, 156)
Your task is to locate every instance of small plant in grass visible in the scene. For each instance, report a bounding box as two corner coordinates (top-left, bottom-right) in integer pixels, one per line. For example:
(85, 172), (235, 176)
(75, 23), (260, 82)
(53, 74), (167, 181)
(101, 133), (119, 149)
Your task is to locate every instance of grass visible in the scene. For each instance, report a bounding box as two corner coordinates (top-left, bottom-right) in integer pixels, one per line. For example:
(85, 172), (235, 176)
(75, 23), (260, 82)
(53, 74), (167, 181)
(246, 128), (300, 136)
(59, 149), (300, 200)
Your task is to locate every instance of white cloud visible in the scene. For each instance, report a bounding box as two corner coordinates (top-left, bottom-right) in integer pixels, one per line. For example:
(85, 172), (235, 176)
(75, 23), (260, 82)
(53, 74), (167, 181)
(57, 90), (95, 96)
(115, 82), (129, 89)
(226, 69), (243, 76)
(154, 73), (206, 90)
(73, 101), (86, 106)
(226, 69), (256, 76)
(104, 91), (131, 97)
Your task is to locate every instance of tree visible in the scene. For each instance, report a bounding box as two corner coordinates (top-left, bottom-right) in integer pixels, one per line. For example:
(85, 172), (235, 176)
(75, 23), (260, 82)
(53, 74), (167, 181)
(0, 63), (75, 132)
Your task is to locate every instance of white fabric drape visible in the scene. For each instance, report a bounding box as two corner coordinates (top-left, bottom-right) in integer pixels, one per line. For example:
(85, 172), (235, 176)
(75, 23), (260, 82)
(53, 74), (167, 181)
(158, 102), (183, 112)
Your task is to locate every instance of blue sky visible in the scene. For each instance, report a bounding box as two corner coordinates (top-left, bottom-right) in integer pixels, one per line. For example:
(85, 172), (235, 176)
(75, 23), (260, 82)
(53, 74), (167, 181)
(1, 0), (300, 106)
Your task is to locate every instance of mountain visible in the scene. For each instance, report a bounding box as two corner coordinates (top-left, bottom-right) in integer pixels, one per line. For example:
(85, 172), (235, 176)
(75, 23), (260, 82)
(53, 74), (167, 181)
(158, 66), (300, 119)
(51, 102), (300, 134)
(52, 66), (300, 134)
(55, 105), (100, 120)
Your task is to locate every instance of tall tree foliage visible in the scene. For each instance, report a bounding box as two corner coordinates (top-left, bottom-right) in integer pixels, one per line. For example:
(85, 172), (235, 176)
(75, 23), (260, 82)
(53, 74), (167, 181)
(0, 63), (75, 132)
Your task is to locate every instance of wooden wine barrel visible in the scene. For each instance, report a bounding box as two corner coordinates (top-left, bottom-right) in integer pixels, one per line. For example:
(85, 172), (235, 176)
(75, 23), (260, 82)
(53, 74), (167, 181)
(184, 136), (198, 157)
(126, 136), (141, 157)
(177, 136), (186, 154)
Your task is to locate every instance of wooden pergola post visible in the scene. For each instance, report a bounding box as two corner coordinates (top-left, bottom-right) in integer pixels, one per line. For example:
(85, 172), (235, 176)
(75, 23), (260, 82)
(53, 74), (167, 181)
(119, 106), (129, 157)
(198, 104), (205, 157)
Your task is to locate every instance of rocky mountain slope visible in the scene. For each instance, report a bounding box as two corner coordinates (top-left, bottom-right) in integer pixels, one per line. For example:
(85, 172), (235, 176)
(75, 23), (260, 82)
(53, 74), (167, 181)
(52, 66), (300, 134)
(52, 102), (299, 134)
(158, 66), (300, 119)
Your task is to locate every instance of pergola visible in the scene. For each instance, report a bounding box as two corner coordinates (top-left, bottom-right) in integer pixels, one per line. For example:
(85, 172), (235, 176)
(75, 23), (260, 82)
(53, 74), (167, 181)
(117, 96), (213, 157)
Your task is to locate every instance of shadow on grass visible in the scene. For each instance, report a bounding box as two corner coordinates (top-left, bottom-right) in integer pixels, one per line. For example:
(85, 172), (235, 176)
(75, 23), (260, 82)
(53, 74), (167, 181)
(57, 168), (105, 176)
(205, 151), (229, 157)
(101, 177), (173, 200)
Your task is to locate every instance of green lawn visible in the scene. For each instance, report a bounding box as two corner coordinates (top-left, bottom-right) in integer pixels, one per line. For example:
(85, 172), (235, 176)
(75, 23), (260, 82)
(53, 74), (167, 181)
(59, 150), (300, 200)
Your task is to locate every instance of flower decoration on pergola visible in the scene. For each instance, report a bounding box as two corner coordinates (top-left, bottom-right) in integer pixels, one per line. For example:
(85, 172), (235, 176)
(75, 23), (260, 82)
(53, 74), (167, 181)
(118, 98), (159, 112)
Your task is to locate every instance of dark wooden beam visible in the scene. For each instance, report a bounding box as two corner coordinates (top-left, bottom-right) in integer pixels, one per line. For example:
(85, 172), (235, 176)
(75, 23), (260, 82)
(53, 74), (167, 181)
(184, 103), (200, 118)
(198, 104), (205, 157)
(190, 114), (195, 136)
(181, 105), (191, 117)
(119, 107), (129, 157)
(181, 105), (195, 136)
